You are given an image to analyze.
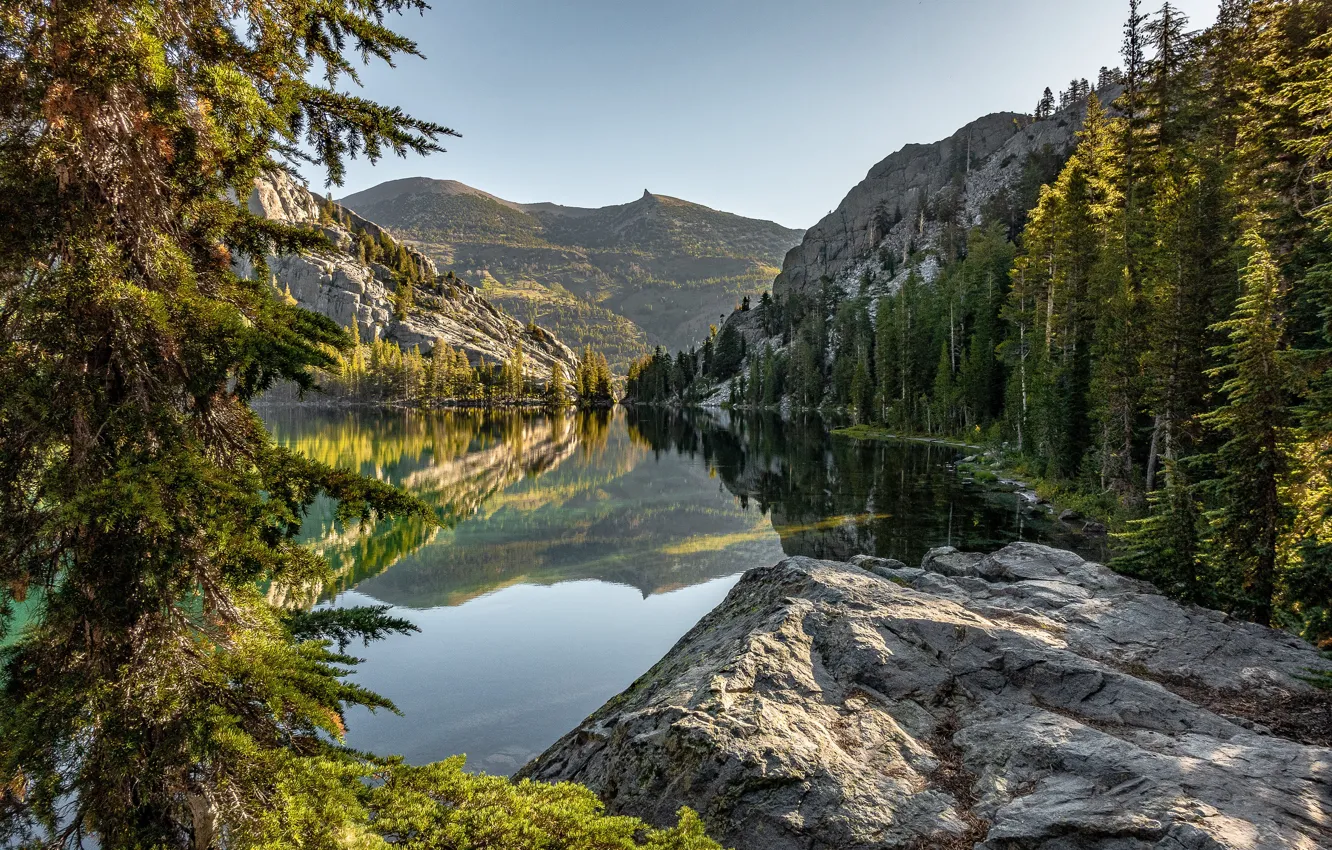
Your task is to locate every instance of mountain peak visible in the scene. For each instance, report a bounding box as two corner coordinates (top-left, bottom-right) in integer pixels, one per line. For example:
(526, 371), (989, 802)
(642, 189), (653, 200)
(339, 177), (524, 212)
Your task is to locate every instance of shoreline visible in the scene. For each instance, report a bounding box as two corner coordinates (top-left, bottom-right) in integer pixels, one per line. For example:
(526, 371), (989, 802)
(254, 398), (614, 412)
(829, 424), (1114, 539)
(828, 423), (984, 451)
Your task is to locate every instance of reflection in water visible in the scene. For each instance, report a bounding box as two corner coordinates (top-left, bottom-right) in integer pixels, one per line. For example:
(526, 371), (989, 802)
(265, 409), (585, 604)
(265, 408), (781, 608)
(263, 405), (1092, 773)
(626, 409), (1108, 565)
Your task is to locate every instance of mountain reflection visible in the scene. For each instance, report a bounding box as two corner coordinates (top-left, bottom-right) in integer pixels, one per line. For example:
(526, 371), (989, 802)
(263, 406), (1099, 610)
(263, 407), (785, 608)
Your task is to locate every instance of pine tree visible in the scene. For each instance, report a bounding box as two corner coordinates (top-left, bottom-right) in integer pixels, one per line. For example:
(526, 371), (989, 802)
(0, 0), (457, 842)
(711, 322), (744, 380)
(1202, 232), (1292, 626)
(1283, 23), (1332, 640)
(1114, 459), (1207, 602)
(931, 343), (958, 435)
(1012, 94), (1122, 479)
(1037, 86), (1056, 119)
(423, 344), (441, 405)
(546, 362), (571, 409)
(746, 348), (764, 407)
(593, 351), (614, 403)
(759, 290), (775, 334)
(393, 277), (415, 319)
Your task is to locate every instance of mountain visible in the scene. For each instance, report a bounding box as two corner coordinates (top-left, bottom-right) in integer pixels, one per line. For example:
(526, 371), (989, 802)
(240, 173), (578, 380)
(337, 179), (805, 368)
(624, 89), (1114, 409)
(771, 96), (1107, 301)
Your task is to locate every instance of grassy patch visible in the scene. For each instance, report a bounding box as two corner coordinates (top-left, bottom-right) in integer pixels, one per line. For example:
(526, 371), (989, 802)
(831, 425), (981, 450)
(1002, 457), (1129, 531)
(957, 461), (999, 484)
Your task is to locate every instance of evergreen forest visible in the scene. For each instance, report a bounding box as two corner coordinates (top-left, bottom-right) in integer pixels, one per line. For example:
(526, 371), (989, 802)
(626, 0), (1332, 644)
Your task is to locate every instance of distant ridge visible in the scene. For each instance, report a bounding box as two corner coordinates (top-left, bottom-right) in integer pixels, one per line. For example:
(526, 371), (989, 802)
(337, 178), (804, 366)
(339, 179), (794, 228)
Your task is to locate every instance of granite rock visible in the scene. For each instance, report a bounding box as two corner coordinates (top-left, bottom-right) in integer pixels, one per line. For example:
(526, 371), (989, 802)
(521, 543), (1332, 850)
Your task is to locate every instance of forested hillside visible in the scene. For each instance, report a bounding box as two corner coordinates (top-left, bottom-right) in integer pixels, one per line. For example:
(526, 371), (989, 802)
(243, 173), (581, 385)
(628, 0), (1332, 644)
(338, 179), (803, 368)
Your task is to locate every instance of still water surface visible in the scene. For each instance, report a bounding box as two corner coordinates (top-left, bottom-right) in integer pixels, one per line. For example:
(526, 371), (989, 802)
(264, 407), (1089, 774)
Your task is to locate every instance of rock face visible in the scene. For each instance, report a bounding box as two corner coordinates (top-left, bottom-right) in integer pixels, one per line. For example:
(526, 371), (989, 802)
(773, 92), (1112, 301)
(239, 173), (578, 379)
(520, 543), (1332, 850)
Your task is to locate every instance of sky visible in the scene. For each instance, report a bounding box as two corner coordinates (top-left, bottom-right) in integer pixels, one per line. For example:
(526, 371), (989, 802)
(305, 0), (1222, 230)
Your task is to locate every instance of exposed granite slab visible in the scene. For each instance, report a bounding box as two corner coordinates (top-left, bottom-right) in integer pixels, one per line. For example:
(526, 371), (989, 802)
(520, 543), (1332, 850)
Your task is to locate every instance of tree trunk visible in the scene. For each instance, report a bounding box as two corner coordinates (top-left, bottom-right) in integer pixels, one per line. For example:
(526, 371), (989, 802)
(1146, 413), (1163, 493)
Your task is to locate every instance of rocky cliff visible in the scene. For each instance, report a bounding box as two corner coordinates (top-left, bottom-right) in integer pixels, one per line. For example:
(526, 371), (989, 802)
(337, 178), (805, 366)
(773, 93), (1110, 301)
(520, 543), (1332, 850)
(240, 174), (578, 379)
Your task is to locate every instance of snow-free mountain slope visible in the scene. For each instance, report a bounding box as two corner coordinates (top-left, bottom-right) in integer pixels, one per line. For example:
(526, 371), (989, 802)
(338, 179), (805, 366)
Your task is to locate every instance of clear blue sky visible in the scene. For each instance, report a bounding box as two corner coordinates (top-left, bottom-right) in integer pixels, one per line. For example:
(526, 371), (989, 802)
(310, 0), (1220, 230)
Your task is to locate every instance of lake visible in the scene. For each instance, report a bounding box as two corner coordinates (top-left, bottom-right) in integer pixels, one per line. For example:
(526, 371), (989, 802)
(263, 406), (1096, 775)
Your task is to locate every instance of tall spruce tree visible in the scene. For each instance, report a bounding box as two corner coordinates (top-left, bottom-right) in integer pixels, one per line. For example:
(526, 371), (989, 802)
(546, 362), (572, 409)
(0, 0), (453, 840)
(1202, 231), (1292, 627)
(1114, 458), (1207, 603)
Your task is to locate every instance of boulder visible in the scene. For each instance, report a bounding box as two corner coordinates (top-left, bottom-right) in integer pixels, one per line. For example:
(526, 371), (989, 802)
(921, 546), (984, 578)
(521, 543), (1332, 850)
(850, 554), (910, 572)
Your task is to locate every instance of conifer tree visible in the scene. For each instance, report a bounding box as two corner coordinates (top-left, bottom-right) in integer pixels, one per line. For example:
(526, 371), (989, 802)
(593, 351), (614, 403)
(1037, 87), (1056, 119)
(0, 0), (454, 841)
(1202, 232), (1292, 626)
(789, 333), (822, 409)
(930, 340), (963, 434)
(546, 362), (572, 409)
(1114, 459), (1206, 603)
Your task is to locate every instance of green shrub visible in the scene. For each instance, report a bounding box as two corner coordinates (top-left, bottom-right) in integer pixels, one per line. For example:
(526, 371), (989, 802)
(367, 758), (722, 850)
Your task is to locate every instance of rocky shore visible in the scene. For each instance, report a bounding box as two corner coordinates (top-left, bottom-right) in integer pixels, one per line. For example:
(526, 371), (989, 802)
(520, 543), (1332, 849)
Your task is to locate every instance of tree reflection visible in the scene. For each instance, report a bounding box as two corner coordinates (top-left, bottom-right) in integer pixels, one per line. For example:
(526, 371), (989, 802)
(264, 406), (1098, 609)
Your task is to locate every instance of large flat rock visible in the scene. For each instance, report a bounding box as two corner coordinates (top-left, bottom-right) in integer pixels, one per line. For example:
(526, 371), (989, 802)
(520, 543), (1332, 850)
